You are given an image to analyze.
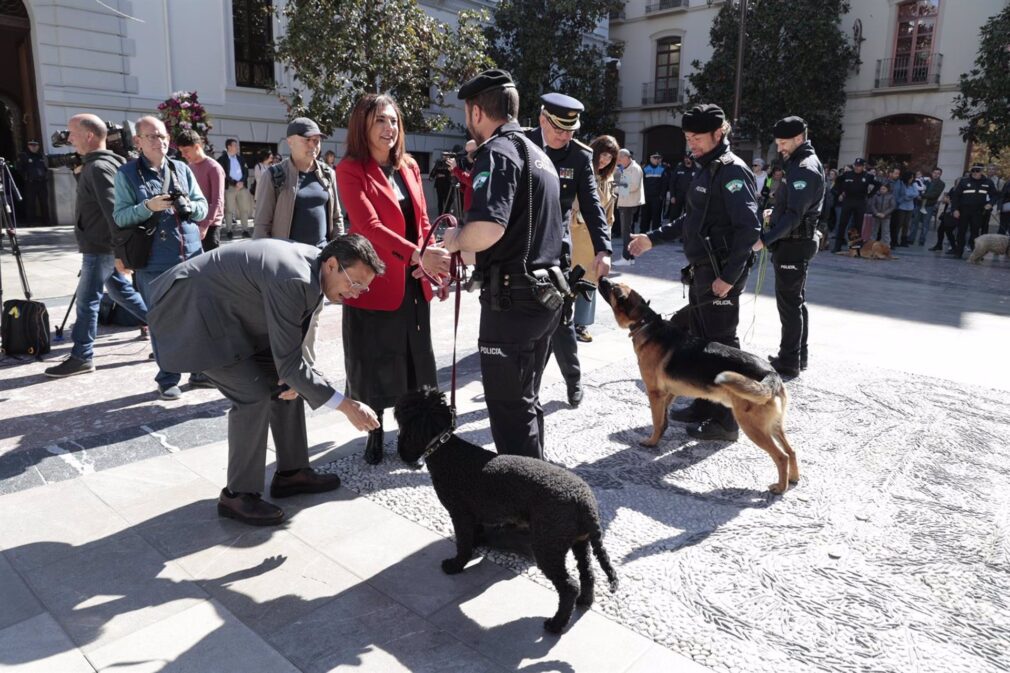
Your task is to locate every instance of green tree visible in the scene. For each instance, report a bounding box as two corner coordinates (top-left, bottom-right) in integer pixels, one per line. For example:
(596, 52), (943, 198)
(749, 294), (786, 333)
(272, 0), (493, 135)
(952, 5), (1010, 155)
(688, 0), (857, 165)
(486, 0), (624, 138)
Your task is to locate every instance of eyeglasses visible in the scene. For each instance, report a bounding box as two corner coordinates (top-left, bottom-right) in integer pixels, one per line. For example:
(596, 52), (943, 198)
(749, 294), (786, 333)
(546, 119), (575, 136)
(339, 265), (368, 293)
(141, 133), (169, 142)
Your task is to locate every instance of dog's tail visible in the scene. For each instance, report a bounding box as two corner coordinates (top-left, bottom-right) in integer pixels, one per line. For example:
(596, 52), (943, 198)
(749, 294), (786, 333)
(714, 371), (781, 403)
(589, 530), (619, 592)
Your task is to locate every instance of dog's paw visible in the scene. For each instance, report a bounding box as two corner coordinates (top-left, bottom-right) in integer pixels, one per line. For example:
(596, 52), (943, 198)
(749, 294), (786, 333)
(638, 438), (659, 448)
(441, 558), (466, 575)
(576, 590), (595, 608)
(543, 617), (566, 634)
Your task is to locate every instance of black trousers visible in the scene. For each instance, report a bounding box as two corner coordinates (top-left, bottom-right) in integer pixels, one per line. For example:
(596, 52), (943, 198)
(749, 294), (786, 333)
(641, 196), (665, 232)
(478, 292), (561, 459)
(834, 200), (866, 250)
(934, 214), (957, 249)
(954, 207), (988, 255)
(687, 261), (751, 430)
(771, 238), (818, 366)
(201, 226), (221, 252)
(24, 180), (49, 224)
(548, 318), (580, 389)
(669, 195), (686, 222)
(890, 210), (912, 246)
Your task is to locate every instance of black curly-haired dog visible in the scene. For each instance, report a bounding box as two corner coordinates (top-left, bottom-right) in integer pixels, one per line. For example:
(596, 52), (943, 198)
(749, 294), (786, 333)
(393, 387), (619, 634)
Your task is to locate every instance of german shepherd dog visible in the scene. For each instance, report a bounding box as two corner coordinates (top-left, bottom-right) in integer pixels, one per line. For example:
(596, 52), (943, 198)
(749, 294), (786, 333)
(598, 277), (798, 494)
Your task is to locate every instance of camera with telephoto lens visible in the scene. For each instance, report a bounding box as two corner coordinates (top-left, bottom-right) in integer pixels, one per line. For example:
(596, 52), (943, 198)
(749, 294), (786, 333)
(166, 187), (194, 220)
(47, 120), (137, 169)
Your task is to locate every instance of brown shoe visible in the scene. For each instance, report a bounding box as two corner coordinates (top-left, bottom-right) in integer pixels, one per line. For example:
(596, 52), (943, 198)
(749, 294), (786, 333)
(269, 468), (341, 499)
(217, 489), (285, 526)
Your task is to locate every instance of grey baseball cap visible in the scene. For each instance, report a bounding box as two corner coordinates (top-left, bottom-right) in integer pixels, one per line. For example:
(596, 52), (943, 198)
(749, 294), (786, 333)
(286, 117), (324, 138)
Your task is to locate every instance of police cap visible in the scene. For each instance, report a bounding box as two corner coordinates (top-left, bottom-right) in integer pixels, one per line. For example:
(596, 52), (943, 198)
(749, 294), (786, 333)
(540, 92), (583, 131)
(772, 116), (807, 139)
(854, 157), (866, 166)
(457, 69), (516, 101)
(970, 163), (984, 172)
(681, 104), (726, 134)
(27, 139), (40, 145)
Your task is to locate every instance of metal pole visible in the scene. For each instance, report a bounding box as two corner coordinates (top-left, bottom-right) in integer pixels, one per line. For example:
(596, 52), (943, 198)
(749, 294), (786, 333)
(732, 0), (748, 125)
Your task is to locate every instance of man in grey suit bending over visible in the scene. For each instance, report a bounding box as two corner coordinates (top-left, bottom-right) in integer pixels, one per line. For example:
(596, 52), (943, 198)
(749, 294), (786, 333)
(147, 235), (384, 525)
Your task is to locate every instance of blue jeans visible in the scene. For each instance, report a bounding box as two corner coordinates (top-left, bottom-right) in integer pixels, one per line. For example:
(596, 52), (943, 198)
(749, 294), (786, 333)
(70, 254), (116, 361)
(909, 205), (937, 244)
(134, 268), (181, 390)
(105, 270), (149, 324)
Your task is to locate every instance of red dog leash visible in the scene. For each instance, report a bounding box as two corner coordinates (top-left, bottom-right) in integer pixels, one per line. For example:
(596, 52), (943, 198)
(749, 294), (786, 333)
(418, 214), (468, 429)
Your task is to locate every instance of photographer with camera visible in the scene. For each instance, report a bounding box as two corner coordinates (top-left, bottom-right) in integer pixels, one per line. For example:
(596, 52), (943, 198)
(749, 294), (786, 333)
(16, 140), (50, 225)
(113, 115), (208, 400)
(43, 114), (149, 378)
(446, 140), (477, 214)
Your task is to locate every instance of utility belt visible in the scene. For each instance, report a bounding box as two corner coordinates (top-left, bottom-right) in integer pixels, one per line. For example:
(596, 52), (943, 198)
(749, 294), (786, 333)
(469, 263), (569, 312)
(783, 215), (820, 241)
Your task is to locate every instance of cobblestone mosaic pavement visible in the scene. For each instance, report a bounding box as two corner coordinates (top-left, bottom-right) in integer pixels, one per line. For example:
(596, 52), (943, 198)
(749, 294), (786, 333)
(324, 358), (1010, 673)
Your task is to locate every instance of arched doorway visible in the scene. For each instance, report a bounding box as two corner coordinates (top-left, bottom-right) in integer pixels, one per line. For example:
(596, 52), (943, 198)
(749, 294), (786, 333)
(865, 114), (942, 173)
(0, 0), (40, 164)
(643, 124), (684, 165)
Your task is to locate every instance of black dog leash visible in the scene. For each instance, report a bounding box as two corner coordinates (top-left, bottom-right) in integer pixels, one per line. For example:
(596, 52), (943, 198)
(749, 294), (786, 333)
(416, 213), (469, 460)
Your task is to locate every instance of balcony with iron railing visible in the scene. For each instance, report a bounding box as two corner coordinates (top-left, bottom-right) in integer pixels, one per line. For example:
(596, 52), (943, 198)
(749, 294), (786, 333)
(641, 79), (687, 106)
(874, 53), (942, 89)
(645, 0), (689, 14)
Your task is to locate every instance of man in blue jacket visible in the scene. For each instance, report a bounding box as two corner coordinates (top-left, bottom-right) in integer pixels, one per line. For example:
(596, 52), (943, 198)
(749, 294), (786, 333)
(113, 115), (208, 400)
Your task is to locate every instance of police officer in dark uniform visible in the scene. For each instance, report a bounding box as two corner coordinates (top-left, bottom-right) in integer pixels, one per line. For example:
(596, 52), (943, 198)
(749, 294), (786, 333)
(443, 69), (566, 460)
(947, 164), (996, 258)
(526, 93), (612, 408)
(16, 140), (51, 225)
(831, 158), (876, 252)
(753, 116), (825, 378)
(669, 153), (698, 223)
(628, 104), (761, 442)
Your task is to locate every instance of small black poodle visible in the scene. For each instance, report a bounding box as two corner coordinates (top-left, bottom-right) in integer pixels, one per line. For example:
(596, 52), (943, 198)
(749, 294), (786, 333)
(394, 387), (619, 634)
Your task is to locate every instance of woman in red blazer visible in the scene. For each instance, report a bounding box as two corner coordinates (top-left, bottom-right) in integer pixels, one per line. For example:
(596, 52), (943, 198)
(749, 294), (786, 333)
(336, 93), (451, 464)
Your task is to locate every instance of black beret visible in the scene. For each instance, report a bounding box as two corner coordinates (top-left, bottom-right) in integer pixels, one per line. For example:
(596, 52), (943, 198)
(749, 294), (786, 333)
(681, 104), (725, 134)
(457, 69), (516, 101)
(773, 116), (807, 139)
(540, 92), (584, 131)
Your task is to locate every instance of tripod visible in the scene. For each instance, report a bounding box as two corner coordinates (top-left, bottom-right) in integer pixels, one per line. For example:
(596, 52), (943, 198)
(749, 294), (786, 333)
(0, 157), (31, 311)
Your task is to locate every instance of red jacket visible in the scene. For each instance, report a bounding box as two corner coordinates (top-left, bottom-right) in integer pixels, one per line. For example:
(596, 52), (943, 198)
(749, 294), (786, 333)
(451, 165), (473, 213)
(336, 156), (434, 311)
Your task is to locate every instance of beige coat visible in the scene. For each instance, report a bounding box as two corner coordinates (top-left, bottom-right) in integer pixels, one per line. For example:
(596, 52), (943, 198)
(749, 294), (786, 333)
(253, 158), (344, 241)
(571, 172), (615, 284)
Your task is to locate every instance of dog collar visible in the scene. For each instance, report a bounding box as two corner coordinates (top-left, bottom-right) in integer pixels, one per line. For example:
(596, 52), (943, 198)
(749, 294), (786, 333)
(420, 428), (453, 462)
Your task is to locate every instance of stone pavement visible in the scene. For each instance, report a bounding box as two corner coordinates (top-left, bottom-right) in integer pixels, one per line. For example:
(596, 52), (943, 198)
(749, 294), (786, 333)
(1, 225), (1009, 672)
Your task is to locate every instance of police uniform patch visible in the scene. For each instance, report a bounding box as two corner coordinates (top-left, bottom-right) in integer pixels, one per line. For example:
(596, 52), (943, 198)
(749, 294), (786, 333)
(472, 171), (491, 191)
(725, 179), (744, 193)
(793, 180), (807, 190)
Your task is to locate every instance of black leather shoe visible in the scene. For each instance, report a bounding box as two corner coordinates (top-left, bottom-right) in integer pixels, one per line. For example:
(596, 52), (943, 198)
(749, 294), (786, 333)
(269, 468), (341, 499)
(217, 489), (285, 526)
(567, 382), (583, 408)
(928, 245), (942, 251)
(768, 355), (801, 378)
(669, 400), (706, 423)
(364, 426), (384, 464)
(945, 250), (961, 258)
(686, 419), (739, 442)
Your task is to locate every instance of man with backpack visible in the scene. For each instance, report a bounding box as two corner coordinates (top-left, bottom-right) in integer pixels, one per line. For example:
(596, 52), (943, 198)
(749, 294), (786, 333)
(253, 117), (344, 364)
